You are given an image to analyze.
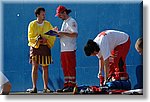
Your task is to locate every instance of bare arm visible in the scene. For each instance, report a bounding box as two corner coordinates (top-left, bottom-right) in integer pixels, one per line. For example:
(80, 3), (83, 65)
(57, 31), (78, 38)
(104, 57), (110, 82)
(99, 57), (104, 75)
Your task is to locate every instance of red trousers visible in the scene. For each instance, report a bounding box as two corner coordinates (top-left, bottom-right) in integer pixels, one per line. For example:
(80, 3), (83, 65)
(61, 51), (76, 87)
(109, 38), (131, 80)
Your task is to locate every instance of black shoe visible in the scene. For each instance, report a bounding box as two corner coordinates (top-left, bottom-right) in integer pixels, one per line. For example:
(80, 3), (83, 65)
(26, 87), (37, 93)
(43, 88), (53, 93)
(56, 87), (67, 92)
(63, 87), (74, 92)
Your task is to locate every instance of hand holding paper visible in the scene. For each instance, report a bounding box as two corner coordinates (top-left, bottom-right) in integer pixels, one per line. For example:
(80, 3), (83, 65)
(45, 30), (59, 37)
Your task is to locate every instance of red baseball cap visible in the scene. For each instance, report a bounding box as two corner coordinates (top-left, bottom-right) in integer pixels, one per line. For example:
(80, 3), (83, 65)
(55, 6), (66, 17)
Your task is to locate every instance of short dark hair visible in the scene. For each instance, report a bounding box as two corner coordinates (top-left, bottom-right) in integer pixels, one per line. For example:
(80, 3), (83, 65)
(63, 9), (71, 15)
(66, 9), (71, 15)
(84, 40), (100, 56)
(34, 7), (45, 17)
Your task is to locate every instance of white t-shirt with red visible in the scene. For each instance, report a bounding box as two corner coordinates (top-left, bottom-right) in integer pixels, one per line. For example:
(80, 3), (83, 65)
(60, 17), (78, 52)
(94, 30), (129, 60)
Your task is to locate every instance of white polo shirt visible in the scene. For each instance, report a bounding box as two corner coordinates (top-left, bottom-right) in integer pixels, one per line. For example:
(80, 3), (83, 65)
(60, 17), (78, 52)
(94, 30), (129, 60)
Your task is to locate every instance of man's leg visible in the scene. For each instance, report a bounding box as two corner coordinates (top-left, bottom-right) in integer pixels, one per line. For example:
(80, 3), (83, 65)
(113, 38), (131, 77)
(56, 52), (68, 92)
(31, 62), (38, 89)
(42, 66), (49, 89)
(105, 38), (131, 83)
(61, 52), (69, 88)
(107, 38), (131, 89)
(42, 65), (53, 93)
(67, 51), (76, 87)
(63, 51), (76, 92)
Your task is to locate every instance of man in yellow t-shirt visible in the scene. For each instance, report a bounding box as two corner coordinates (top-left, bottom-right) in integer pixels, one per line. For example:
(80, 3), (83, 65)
(27, 7), (56, 93)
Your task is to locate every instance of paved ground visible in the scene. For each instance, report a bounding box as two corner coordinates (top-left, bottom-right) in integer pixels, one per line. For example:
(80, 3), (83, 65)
(10, 91), (74, 95)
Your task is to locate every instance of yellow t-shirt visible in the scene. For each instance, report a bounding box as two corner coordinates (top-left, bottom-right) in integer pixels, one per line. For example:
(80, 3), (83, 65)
(28, 20), (56, 48)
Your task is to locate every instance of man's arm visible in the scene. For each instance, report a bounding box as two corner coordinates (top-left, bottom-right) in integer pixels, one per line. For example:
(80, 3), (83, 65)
(57, 31), (78, 38)
(98, 57), (105, 86)
(99, 57), (104, 75)
(104, 57), (110, 82)
(41, 22), (56, 48)
(28, 22), (42, 48)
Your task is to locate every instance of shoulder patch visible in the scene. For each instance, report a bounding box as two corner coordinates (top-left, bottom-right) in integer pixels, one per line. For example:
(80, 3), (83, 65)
(99, 31), (107, 37)
(72, 22), (76, 27)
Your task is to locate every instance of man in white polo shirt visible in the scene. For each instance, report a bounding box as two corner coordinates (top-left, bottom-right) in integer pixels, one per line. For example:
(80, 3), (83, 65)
(84, 30), (131, 90)
(55, 6), (78, 92)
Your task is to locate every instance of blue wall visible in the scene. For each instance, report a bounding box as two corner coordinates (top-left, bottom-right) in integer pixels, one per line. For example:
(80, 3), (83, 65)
(3, 2), (143, 92)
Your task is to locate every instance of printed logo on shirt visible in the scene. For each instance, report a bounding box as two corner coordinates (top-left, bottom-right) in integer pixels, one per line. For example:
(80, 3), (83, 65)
(99, 31), (107, 37)
(72, 22), (76, 28)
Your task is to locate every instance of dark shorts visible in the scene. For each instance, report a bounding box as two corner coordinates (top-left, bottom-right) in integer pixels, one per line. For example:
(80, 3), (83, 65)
(29, 45), (52, 66)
